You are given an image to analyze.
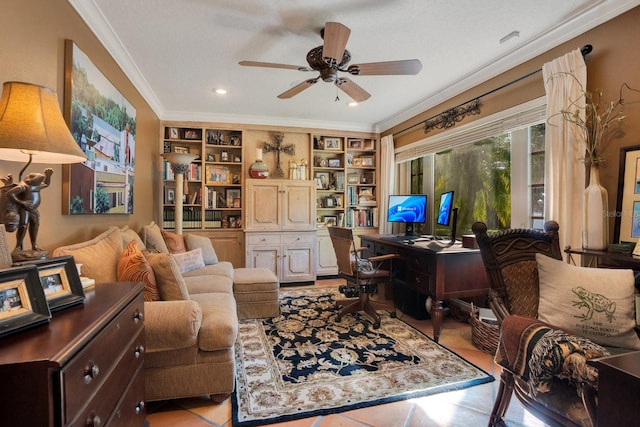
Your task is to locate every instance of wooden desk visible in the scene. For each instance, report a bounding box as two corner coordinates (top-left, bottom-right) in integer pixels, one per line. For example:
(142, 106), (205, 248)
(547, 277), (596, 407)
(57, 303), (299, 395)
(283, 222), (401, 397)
(588, 351), (640, 426)
(360, 235), (489, 342)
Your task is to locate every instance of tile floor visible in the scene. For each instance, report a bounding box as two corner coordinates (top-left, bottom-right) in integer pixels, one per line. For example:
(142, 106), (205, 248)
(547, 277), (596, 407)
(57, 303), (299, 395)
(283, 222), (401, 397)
(146, 280), (548, 426)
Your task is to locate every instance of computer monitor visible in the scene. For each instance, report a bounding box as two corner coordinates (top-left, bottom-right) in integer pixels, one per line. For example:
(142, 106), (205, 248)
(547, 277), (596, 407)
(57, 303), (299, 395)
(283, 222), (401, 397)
(436, 191), (454, 226)
(387, 194), (427, 236)
(436, 190), (458, 243)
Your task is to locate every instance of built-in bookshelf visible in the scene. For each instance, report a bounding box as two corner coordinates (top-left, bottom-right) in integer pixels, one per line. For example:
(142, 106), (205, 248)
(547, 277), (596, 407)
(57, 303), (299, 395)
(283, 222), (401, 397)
(161, 125), (243, 231)
(311, 135), (378, 229)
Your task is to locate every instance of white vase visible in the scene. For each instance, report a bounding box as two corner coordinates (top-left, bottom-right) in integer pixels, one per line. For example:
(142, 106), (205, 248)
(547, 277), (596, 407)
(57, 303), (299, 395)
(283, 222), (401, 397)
(582, 165), (609, 250)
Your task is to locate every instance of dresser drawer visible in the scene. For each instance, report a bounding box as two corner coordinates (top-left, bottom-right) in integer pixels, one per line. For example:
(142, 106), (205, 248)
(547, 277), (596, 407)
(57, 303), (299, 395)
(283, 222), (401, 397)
(246, 233), (282, 245)
(69, 329), (145, 426)
(282, 232), (315, 245)
(107, 364), (146, 427)
(63, 295), (144, 423)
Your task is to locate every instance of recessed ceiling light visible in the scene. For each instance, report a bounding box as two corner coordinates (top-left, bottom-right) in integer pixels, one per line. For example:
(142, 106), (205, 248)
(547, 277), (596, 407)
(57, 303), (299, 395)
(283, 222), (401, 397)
(348, 101), (358, 107)
(213, 88), (227, 95)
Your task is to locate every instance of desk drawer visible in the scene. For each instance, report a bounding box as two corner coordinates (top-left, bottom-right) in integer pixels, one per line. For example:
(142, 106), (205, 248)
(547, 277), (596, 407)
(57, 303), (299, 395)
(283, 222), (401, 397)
(63, 295), (144, 422)
(405, 253), (431, 274)
(374, 243), (400, 255)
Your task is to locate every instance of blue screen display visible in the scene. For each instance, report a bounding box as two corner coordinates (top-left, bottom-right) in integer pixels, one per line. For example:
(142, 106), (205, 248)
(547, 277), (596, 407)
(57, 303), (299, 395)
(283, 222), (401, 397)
(436, 191), (454, 226)
(387, 195), (427, 223)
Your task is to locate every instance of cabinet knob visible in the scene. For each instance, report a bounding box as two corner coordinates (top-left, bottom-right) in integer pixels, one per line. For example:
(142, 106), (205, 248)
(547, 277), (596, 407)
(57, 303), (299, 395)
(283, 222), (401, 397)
(133, 310), (144, 323)
(85, 413), (102, 427)
(84, 364), (100, 384)
(134, 345), (145, 358)
(135, 401), (145, 414)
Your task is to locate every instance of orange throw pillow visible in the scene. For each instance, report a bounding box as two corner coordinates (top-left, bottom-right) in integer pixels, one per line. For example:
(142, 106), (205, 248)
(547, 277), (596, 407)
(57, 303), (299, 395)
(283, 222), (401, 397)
(161, 229), (187, 253)
(117, 240), (160, 301)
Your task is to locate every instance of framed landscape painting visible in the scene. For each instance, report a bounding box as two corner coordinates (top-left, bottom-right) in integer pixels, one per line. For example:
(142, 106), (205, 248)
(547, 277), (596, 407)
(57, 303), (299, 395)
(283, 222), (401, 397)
(63, 40), (136, 215)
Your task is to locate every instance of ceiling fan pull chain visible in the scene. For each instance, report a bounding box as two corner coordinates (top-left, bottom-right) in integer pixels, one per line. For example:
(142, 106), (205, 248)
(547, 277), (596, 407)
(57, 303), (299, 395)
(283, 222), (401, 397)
(335, 86), (340, 102)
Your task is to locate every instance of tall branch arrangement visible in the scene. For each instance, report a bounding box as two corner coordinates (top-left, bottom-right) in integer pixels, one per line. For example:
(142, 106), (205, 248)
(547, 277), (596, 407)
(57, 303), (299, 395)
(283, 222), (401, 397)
(548, 72), (636, 166)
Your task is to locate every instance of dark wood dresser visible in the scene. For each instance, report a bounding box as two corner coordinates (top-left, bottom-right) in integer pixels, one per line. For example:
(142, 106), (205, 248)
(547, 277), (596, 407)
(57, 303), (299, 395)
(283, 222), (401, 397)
(0, 282), (146, 427)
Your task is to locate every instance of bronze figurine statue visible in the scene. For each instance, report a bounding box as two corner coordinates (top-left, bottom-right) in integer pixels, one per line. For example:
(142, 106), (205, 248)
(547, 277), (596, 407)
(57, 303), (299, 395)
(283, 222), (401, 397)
(0, 168), (53, 261)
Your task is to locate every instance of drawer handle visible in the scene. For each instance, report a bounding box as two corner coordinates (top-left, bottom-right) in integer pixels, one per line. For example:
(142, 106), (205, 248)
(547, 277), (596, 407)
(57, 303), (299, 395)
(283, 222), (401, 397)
(133, 310), (144, 323)
(84, 364), (100, 384)
(86, 413), (102, 427)
(134, 345), (145, 358)
(135, 401), (145, 414)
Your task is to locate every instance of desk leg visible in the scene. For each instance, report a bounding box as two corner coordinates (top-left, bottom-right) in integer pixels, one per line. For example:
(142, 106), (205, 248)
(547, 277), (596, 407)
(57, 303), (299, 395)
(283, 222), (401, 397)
(431, 298), (444, 343)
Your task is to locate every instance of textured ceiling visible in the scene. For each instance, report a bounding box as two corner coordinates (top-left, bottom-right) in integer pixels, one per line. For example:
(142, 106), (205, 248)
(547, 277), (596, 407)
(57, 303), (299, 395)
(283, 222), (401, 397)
(69, 0), (639, 132)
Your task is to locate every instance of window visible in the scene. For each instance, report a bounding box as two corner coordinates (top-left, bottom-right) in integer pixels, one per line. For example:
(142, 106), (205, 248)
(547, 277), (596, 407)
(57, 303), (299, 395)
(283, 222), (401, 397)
(396, 98), (546, 234)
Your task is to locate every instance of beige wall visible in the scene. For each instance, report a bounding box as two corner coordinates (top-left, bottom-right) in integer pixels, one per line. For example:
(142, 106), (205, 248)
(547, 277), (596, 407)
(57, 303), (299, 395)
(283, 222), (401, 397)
(384, 6), (640, 239)
(0, 0), (160, 251)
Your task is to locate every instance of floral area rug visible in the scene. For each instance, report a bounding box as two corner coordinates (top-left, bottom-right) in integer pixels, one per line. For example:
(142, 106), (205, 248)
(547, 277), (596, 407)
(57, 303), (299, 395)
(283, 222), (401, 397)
(232, 286), (494, 426)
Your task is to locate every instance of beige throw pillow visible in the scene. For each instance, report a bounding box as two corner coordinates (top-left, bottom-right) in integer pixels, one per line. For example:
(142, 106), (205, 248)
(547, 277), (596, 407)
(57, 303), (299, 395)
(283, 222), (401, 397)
(52, 227), (123, 283)
(139, 221), (169, 254)
(536, 253), (640, 350)
(145, 252), (190, 301)
(184, 233), (218, 265)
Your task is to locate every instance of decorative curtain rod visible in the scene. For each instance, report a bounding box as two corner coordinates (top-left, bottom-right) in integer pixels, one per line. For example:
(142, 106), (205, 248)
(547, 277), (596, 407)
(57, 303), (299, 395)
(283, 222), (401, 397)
(392, 44), (593, 137)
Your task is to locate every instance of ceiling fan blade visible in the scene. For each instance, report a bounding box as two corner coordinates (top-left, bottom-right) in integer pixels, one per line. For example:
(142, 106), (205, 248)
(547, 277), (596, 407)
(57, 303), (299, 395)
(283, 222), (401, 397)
(277, 79), (318, 99)
(322, 22), (351, 66)
(347, 59), (422, 76)
(335, 78), (371, 102)
(239, 61), (312, 71)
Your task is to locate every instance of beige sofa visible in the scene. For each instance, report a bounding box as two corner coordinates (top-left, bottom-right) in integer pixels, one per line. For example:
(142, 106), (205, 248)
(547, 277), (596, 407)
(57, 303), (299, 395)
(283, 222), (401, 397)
(52, 223), (245, 402)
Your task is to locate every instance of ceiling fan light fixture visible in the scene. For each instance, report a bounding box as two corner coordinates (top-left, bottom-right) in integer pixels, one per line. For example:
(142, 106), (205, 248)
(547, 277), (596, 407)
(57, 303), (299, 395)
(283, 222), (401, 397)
(213, 88), (227, 95)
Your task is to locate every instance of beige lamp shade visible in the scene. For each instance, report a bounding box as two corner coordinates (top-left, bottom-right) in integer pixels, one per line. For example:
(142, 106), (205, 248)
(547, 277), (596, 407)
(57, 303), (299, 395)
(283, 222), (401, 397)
(0, 81), (87, 164)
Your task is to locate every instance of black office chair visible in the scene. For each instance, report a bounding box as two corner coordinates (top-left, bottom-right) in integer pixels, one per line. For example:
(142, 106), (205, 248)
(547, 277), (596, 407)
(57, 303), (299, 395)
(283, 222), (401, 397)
(328, 226), (398, 328)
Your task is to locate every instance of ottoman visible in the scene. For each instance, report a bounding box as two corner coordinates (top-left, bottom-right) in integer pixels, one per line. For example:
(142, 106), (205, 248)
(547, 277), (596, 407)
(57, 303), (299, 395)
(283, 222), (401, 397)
(233, 267), (280, 319)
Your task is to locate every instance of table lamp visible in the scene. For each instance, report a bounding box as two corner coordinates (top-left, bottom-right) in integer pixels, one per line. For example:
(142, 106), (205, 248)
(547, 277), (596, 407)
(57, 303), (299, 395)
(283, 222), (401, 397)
(162, 152), (199, 235)
(0, 81), (87, 261)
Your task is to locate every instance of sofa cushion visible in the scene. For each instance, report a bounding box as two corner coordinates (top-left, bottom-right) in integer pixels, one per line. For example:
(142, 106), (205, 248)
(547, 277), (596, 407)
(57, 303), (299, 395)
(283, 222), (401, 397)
(183, 274), (233, 295)
(52, 227), (122, 283)
(172, 248), (205, 273)
(184, 233), (219, 265)
(190, 292), (238, 351)
(181, 261), (234, 279)
(161, 229), (187, 253)
(120, 225), (146, 251)
(146, 252), (190, 301)
(140, 221), (169, 253)
(537, 253), (640, 350)
(117, 240), (160, 301)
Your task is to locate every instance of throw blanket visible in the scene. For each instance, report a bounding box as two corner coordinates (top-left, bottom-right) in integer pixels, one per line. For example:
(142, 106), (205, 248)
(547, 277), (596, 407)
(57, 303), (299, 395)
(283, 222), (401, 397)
(495, 315), (609, 394)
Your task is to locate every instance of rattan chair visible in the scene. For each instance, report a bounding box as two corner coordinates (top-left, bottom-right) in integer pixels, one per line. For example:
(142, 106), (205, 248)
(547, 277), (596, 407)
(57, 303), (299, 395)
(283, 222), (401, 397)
(328, 226), (397, 328)
(472, 221), (604, 427)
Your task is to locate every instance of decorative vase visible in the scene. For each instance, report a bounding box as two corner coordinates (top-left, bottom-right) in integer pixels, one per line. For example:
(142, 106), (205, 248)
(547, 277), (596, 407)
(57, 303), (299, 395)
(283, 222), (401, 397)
(249, 159), (269, 179)
(249, 148), (269, 179)
(582, 165), (608, 250)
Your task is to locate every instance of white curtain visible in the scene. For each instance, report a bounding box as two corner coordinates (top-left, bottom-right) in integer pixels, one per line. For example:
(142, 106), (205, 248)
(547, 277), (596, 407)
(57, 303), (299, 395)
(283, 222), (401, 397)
(542, 49), (586, 251)
(379, 135), (395, 234)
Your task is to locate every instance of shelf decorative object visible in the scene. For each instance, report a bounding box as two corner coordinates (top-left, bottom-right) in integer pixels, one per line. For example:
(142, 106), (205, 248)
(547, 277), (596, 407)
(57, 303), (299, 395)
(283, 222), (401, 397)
(249, 148), (269, 179)
(263, 133), (295, 178)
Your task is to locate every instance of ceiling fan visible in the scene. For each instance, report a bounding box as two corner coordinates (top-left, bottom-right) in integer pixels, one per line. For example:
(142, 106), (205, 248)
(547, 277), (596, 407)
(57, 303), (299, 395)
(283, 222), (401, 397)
(239, 22), (422, 102)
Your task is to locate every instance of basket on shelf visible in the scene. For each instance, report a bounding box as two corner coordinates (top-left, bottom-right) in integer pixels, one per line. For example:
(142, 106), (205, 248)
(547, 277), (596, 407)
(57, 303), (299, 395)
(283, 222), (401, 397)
(469, 303), (499, 354)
